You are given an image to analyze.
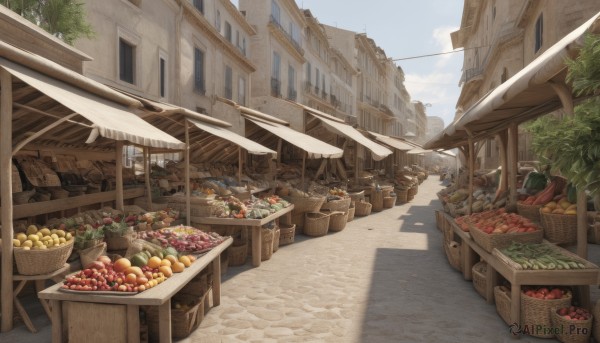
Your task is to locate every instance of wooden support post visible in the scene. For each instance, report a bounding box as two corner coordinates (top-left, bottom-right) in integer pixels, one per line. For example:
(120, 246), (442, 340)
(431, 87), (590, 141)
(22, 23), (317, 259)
(508, 123), (518, 210)
(144, 148), (152, 210)
(467, 137), (475, 215)
(276, 138), (282, 166)
(115, 141), (124, 211)
(301, 151), (306, 192)
(496, 131), (509, 201)
(238, 147), (242, 184)
(185, 120), (191, 226)
(354, 144), (359, 183)
(1, 69), (14, 332)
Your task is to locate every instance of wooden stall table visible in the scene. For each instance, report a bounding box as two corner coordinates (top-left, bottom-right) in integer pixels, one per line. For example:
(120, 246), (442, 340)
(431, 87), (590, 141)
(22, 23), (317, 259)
(443, 212), (600, 331)
(191, 204), (293, 268)
(38, 237), (232, 343)
(13, 263), (70, 333)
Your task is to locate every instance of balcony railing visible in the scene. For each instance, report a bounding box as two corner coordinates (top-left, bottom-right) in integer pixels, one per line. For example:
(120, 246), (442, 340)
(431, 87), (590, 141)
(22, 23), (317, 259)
(269, 15), (304, 56)
(321, 90), (327, 100)
(462, 65), (484, 84)
(271, 78), (281, 97)
(287, 89), (297, 101)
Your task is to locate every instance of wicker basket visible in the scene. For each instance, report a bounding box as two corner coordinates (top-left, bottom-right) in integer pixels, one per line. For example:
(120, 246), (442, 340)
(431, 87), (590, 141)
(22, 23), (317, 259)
(303, 212), (330, 237)
(228, 242), (248, 266)
(13, 239), (74, 275)
(551, 308), (592, 343)
(593, 300), (600, 342)
(146, 292), (204, 339)
(517, 202), (543, 223)
(381, 186), (393, 198)
(261, 228), (274, 261)
(408, 185), (418, 197)
(444, 240), (461, 271)
(370, 190), (384, 212)
(348, 190), (365, 203)
(395, 188), (408, 204)
(272, 226), (281, 252)
(286, 195), (327, 229)
(521, 290), (572, 338)
(79, 242), (107, 268)
(472, 261), (487, 299)
(383, 196), (396, 208)
(469, 226), (544, 254)
(494, 286), (512, 325)
(355, 200), (372, 217)
(321, 209), (347, 232)
(279, 224), (296, 246)
(347, 203), (355, 222)
(104, 232), (134, 251)
(540, 210), (577, 245)
(12, 189), (35, 205)
(11, 164), (22, 193)
(320, 197), (351, 212)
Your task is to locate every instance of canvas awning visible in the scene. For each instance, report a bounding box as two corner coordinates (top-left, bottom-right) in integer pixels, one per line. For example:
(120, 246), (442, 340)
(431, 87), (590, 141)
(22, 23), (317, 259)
(187, 118), (275, 156)
(425, 12), (600, 150)
(367, 131), (414, 151)
(305, 111), (392, 161)
(1, 57), (185, 150)
(245, 118), (343, 159)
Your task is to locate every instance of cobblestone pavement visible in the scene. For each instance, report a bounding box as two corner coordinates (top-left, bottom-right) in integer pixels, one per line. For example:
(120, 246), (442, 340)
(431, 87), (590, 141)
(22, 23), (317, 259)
(5, 176), (597, 343)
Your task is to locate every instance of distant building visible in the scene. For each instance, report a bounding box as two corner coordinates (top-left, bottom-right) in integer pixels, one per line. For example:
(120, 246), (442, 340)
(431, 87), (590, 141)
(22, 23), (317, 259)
(426, 116), (445, 140)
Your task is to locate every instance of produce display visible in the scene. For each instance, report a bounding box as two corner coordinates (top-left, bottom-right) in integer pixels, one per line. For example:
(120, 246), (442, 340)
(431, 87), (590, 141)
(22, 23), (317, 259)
(500, 242), (588, 270)
(540, 198), (577, 215)
(211, 195), (290, 219)
(440, 187), (506, 216)
(455, 209), (539, 233)
(137, 226), (225, 253)
(518, 175), (571, 208)
(13, 225), (73, 249)
(556, 306), (591, 321)
(522, 286), (570, 300)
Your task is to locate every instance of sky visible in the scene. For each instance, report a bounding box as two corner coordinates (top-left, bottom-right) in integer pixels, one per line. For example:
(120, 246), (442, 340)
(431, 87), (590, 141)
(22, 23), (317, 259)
(232, 0), (464, 128)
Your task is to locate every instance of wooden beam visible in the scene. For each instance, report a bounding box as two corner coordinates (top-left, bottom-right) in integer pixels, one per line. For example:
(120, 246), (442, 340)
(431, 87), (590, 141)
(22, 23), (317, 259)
(467, 137), (475, 215)
(1, 68), (14, 332)
(301, 151), (306, 192)
(495, 131), (509, 202)
(13, 102), (93, 128)
(508, 123), (518, 211)
(185, 121), (191, 226)
(115, 141), (124, 211)
(12, 113), (78, 155)
(276, 138), (282, 166)
(238, 147), (242, 183)
(144, 148), (152, 211)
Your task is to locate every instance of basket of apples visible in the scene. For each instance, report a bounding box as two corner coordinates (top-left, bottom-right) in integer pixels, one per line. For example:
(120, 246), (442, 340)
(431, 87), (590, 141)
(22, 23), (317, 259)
(551, 306), (592, 343)
(521, 287), (572, 338)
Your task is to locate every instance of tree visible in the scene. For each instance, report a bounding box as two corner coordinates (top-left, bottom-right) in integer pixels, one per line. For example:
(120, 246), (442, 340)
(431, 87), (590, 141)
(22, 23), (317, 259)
(526, 33), (600, 195)
(1, 0), (94, 45)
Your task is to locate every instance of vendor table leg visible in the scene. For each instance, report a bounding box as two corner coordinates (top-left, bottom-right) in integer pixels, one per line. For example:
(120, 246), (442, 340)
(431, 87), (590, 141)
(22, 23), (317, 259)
(577, 285), (591, 309)
(13, 280), (36, 333)
(127, 305), (140, 343)
(212, 256), (221, 307)
(50, 300), (62, 343)
(158, 300), (172, 343)
(511, 283), (521, 328)
(462, 243), (477, 280)
(485, 263), (498, 304)
(252, 226), (261, 267)
(35, 280), (52, 319)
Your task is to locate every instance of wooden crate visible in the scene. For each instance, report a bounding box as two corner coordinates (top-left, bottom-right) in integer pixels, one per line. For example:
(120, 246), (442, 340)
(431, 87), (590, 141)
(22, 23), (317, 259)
(66, 302), (128, 342)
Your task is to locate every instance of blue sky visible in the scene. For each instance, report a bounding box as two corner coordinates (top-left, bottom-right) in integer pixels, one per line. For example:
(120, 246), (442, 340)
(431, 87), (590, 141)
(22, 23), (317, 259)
(232, 0), (464, 127)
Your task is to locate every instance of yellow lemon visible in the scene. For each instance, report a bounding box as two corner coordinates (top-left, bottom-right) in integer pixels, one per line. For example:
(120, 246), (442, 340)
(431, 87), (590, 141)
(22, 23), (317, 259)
(26, 225), (38, 235)
(28, 234), (39, 242)
(13, 239), (21, 247)
(21, 240), (33, 248)
(56, 230), (66, 238)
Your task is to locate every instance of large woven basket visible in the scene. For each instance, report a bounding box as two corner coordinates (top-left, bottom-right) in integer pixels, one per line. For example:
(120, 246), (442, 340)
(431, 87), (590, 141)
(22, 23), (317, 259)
(395, 188), (408, 204)
(104, 231), (134, 251)
(551, 308), (592, 343)
(593, 300), (600, 342)
(321, 209), (347, 232)
(320, 197), (351, 212)
(521, 290), (572, 338)
(303, 212), (330, 237)
(286, 195), (326, 229)
(540, 210), (577, 245)
(383, 196), (396, 208)
(472, 261), (487, 299)
(13, 239), (74, 275)
(261, 228), (274, 261)
(146, 292), (204, 339)
(370, 190), (384, 212)
(494, 286), (512, 325)
(444, 240), (461, 271)
(272, 226), (281, 252)
(12, 189), (35, 205)
(517, 202), (543, 223)
(279, 224), (296, 246)
(347, 203), (355, 222)
(408, 185), (418, 197)
(469, 226), (544, 253)
(381, 186), (393, 198)
(228, 242), (248, 266)
(355, 200), (372, 217)
(348, 190), (365, 203)
(11, 164), (22, 193)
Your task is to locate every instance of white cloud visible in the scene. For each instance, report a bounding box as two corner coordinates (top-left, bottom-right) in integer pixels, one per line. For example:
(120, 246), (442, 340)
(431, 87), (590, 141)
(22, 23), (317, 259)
(432, 26), (459, 68)
(405, 72), (460, 126)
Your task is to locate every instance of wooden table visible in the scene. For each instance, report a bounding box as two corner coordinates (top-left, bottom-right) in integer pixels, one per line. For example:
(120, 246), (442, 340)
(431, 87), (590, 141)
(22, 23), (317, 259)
(191, 205), (293, 267)
(38, 237), (232, 343)
(442, 212), (600, 328)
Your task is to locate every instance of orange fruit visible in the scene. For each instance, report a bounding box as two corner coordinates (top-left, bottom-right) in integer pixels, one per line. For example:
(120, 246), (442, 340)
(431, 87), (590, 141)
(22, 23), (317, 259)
(178, 255), (191, 267)
(125, 273), (137, 285)
(147, 256), (162, 269)
(114, 258), (131, 273)
(158, 265), (173, 277)
(124, 266), (144, 277)
(165, 255), (178, 265)
(160, 259), (172, 267)
(171, 261), (185, 273)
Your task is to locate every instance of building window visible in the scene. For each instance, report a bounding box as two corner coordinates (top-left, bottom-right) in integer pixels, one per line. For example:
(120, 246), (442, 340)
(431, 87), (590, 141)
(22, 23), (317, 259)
(241, 37), (246, 56)
(271, 51), (281, 97)
(119, 38), (135, 84)
(535, 13), (543, 53)
(225, 21), (232, 42)
(271, 0), (280, 24)
(224, 66), (233, 100)
(315, 68), (320, 92)
(235, 30), (240, 49)
(287, 65), (296, 101)
(193, 0), (203, 14)
(194, 47), (205, 93)
(159, 57), (166, 98)
(215, 10), (221, 33)
(238, 76), (246, 106)
(306, 62), (311, 86)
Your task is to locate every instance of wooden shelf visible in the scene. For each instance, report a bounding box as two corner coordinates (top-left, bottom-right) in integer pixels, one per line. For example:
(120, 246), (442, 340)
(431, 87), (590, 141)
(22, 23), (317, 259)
(190, 204), (294, 226)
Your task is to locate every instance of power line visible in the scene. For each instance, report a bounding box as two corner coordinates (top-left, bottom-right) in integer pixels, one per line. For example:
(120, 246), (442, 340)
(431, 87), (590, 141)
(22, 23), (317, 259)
(393, 49), (464, 61)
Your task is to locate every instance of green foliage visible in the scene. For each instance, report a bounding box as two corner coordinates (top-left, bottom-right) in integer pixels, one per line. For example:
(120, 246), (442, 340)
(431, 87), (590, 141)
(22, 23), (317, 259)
(525, 33), (600, 195)
(1, 0), (94, 45)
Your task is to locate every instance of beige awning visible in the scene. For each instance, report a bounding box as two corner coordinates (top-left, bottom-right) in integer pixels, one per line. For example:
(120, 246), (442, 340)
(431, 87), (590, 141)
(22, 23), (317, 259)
(306, 113), (392, 161)
(246, 118), (343, 159)
(407, 147), (429, 155)
(368, 131), (414, 151)
(1, 57), (185, 150)
(187, 118), (276, 156)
